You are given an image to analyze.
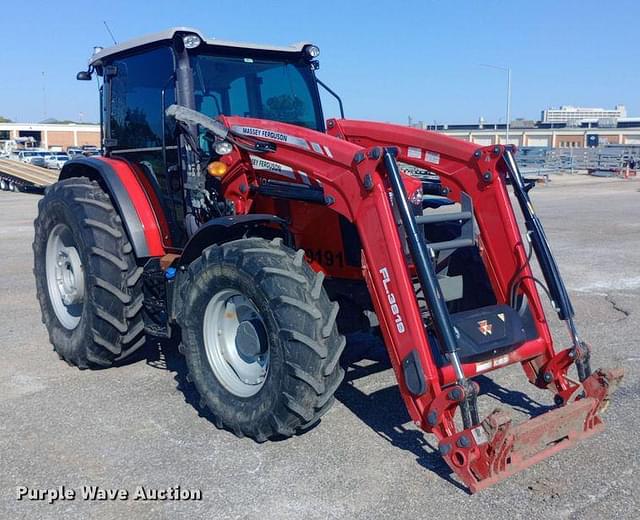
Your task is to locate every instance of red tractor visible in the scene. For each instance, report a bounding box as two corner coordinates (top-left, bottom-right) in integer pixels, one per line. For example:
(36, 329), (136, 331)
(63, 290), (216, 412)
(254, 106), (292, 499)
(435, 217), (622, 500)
(34, 28), (621, 492)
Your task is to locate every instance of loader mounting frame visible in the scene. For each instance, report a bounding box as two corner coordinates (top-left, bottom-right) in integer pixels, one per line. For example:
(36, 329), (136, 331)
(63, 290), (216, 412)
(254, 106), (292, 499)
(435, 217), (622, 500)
(184, 113), (623, 492)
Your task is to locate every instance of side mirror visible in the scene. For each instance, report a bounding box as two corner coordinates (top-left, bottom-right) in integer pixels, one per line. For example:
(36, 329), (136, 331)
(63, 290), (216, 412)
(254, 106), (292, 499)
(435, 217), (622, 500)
(76, 70), (92, 81)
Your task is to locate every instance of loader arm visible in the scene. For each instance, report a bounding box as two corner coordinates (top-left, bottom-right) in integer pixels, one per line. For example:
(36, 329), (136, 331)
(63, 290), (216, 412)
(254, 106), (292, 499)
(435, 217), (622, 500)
(326, 120), (558, 379)
(325, 118), (621, 490)
(326, 119), (596, 385)
(169, 108), (621, 492)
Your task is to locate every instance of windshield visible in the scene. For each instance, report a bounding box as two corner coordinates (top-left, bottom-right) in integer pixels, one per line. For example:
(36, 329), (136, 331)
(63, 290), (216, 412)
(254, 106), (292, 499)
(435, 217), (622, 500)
(191, 53), (323, 131)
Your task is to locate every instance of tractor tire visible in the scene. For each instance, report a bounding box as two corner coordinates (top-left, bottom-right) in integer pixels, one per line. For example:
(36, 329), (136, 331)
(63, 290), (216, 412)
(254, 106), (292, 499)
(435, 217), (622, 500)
(33, 177), (145, 368)
(177, 237), (346, 441)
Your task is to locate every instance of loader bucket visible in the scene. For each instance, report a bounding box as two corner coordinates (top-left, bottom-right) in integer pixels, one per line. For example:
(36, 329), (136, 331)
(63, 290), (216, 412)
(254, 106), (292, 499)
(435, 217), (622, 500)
(437, 368), (623, 493)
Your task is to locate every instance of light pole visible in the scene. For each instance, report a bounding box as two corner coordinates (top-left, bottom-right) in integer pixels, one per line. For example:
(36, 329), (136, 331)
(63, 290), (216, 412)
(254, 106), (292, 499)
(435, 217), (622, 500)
(42, 71), (48, 120)
(480, 64), (511, 144)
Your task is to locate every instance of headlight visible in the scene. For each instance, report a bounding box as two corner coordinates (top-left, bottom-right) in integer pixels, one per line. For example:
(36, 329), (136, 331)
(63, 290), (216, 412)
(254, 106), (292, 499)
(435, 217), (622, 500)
(214, 140), (233, 156)
(409, 187), (423, 206)
(183, 34), (202, 49)
(304, 45), (320, 60)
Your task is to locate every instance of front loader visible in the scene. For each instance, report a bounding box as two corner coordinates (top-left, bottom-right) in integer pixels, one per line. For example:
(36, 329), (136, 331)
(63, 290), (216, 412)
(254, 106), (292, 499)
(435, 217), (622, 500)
(33, 28), (621, 492)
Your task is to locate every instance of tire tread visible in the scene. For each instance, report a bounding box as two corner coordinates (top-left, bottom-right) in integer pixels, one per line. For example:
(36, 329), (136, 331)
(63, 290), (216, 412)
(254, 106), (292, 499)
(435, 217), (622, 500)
(33, 177), (146, 368)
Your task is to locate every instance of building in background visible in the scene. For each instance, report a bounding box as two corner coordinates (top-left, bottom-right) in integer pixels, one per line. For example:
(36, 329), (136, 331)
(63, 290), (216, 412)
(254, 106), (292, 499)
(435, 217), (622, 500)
(437, 125), (640, 148)
(541, 105), (627, 125)
(408, 103), (640, 147)
(3, 106), (639, 154)
(0, 122), (100, 153)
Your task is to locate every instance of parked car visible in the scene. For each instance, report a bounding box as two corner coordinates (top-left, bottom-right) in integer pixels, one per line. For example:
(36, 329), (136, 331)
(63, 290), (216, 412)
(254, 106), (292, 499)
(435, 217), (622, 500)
(13, 150), (46, 164)
(45, 153), (70, 169)
(67, 148), (85, 158)
(31, 152), (56, 167)
(69, 149), (102, 160)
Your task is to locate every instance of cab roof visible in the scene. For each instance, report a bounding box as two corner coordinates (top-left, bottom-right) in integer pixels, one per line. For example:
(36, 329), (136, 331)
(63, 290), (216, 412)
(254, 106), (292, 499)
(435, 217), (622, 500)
(90, 27), (311, 66)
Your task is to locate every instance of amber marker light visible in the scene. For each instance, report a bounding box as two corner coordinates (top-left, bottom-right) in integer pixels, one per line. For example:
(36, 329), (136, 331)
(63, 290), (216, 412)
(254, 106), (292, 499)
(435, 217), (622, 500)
(207, 161), (228, 177)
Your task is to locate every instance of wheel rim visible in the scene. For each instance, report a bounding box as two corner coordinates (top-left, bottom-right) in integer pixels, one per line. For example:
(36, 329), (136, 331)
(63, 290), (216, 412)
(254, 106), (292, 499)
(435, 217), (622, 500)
(45, 223), (85, 330)
(203, 289), (270, 397)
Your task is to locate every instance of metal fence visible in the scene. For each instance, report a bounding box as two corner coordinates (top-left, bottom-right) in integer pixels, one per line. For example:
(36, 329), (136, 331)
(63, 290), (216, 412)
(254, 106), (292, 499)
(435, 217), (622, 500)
(517, 145), (640, 177)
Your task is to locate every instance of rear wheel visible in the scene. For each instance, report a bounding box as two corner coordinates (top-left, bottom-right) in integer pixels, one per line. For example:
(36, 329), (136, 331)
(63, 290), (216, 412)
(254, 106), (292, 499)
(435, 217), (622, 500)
(177, 237), (346, 441)
(33, 177), (146, 368)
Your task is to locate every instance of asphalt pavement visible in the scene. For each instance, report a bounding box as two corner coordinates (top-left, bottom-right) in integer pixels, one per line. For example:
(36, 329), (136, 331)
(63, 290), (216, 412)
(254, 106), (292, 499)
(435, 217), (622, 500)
(1, 175), (638, 519)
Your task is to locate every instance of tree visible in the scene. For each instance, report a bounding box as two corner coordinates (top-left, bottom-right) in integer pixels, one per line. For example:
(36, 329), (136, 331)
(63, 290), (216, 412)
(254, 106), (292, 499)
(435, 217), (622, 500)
(0, 116), (12, 123)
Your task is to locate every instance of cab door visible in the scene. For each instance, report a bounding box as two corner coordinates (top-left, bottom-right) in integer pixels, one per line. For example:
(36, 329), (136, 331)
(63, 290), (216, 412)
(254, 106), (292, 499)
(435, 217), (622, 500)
(103, 45), (187, 247)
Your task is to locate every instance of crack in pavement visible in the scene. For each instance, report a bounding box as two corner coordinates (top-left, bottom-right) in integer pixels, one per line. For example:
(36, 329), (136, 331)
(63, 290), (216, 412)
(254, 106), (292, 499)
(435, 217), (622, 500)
(605, 294), (631, 319)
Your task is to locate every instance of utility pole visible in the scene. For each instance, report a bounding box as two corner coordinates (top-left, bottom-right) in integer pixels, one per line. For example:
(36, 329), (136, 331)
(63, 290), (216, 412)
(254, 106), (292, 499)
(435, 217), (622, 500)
(506, 67), (511, 143)
(42, 71), (48, 120)
(480, 64), (511, 144)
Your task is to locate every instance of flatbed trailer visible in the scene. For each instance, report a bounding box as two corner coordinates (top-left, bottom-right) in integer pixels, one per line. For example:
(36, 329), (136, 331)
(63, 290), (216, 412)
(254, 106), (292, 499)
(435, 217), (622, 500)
(0, 158), (59, 194)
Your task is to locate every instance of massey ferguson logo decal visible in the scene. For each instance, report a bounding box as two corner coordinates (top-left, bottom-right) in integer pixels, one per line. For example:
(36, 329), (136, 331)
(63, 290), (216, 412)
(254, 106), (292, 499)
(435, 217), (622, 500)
(477, 320), (493, 336)
(231, 125), (310, 149)
(379, 267), (405, 334)
(249, 155), (296, 179)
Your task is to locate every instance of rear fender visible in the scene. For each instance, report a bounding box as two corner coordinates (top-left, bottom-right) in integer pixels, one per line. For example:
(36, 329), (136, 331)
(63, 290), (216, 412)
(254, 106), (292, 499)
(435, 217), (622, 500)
(59, 157), (165, 258)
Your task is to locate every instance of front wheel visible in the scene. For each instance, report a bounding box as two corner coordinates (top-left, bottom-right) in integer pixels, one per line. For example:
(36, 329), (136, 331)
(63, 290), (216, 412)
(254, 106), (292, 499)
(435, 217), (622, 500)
(177, 237), (346, 441)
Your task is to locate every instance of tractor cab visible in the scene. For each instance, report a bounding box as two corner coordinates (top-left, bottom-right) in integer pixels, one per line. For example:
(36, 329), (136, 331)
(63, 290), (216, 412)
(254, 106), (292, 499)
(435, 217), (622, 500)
(80, 28), (325, 245)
